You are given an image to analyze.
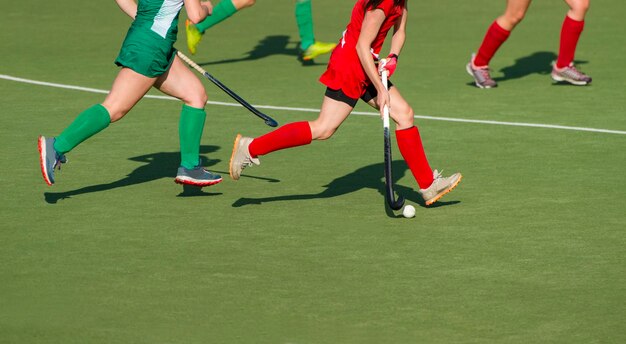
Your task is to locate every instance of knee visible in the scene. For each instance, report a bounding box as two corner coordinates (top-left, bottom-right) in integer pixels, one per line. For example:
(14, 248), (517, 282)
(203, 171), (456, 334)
(185, 91), (208, 109)
(501, 10), (526, 28)
(196, 92), (208, 108)
(393, 106), (415, 130)
(569, 0), (590, 17)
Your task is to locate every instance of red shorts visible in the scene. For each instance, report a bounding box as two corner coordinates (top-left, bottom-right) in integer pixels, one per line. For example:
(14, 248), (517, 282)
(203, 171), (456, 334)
(319, 51), (369, 100)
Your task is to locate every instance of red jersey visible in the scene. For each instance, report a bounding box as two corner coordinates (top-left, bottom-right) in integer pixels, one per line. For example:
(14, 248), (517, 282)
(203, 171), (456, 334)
(320, 0), (404, 99)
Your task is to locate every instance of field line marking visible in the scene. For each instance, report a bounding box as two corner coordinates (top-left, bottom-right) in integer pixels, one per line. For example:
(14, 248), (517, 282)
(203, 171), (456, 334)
(2, 73), (625, 135)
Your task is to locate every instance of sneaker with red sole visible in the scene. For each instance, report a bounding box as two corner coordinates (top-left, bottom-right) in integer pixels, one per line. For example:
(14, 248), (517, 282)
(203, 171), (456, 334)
(175, 165), (222, 187)
(38, 136), (67, 186)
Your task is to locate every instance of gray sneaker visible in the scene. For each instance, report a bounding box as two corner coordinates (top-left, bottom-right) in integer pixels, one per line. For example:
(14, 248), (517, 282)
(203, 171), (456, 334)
(175, 166), (222, 187)
(551, 63), (592, 85)
(38, 136), (67, 186)
(466, 53), (497, 88)
(419, 170), (462, 206)
(229, 134), (260, 180)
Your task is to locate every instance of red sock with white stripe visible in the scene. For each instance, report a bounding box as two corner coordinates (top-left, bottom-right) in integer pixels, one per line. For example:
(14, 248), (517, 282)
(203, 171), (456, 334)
(396, 126), (434, 189)
(474, 21), (511, 67)
(249, 121), (313, 158)
(556, 16), (585, 69)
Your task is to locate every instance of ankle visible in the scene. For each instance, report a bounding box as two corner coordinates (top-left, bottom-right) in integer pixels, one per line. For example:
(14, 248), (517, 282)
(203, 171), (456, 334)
(472, 61), (489, 70)
(554, 62), (571, 70)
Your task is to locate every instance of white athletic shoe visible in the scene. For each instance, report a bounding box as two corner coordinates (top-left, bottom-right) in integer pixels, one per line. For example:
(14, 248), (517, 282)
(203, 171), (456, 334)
(551, 62), (592, 86)
(229, 134), (260, 180)
(419, 170), (462, 206)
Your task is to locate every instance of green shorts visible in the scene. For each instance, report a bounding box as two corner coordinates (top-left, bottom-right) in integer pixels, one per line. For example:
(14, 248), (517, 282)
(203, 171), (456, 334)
(114, 25), (176, 78)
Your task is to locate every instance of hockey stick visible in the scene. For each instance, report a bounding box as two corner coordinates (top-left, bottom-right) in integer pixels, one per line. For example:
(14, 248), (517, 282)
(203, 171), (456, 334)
(381, 68), (405, 210)
(176, 51), (278, 127)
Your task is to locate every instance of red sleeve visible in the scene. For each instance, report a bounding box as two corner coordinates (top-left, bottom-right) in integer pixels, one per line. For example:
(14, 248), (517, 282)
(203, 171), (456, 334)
(374, 0), (395, 16)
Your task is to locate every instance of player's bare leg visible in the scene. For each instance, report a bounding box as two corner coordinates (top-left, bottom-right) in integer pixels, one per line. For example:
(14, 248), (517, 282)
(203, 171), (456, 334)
(39, 68), (153, 185)
(552, 0), (592, 85)
(368, 85), (462, 205)
(467, 0), (532, 88)
(230, 96), (352, 180)
(156, 57), (222, 186)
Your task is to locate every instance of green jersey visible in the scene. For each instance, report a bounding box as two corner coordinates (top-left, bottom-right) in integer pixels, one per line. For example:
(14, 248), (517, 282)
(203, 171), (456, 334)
(134, 0), (183, 41)
(115, 0), (184, 77)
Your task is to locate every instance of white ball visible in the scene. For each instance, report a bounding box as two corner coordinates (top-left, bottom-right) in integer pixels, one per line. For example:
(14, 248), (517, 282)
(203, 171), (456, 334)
(402, 204), (416, 218)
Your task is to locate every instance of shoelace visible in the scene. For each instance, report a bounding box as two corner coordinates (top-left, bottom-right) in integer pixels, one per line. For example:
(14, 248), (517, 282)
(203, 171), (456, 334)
(473, 66), (493, 83)
(53, 154), (67, 170)
(433, 169), (443, 180)
(562, 66), (586, 80)
(242, 157), (255, 168)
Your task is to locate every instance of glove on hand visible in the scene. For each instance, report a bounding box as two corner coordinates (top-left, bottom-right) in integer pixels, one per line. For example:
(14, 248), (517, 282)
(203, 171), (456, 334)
(378, 54), (398, 77)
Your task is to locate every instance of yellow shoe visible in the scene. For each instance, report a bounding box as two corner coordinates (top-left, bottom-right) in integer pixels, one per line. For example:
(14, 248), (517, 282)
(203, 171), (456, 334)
(185, 19), (203, 55)
(302, 41), (337, 61)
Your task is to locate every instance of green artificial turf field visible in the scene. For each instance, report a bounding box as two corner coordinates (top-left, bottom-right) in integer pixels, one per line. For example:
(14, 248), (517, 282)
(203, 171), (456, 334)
(1, 0), (624, 343)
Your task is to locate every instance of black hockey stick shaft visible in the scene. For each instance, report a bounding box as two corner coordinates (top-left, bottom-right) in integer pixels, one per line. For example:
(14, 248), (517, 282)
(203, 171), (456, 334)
(382, 69), (405, 210)
(384, 127), (405, 210)
(177, 51), (278, 127)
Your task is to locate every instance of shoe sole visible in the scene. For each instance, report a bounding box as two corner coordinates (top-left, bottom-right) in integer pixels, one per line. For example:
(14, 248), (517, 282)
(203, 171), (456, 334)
(302, 46), (336, 61)
(303, 54), (323, 61)
(229, 134), (242, 180)
(425, 174), (463, 206)
(38, 136), (53, 186)
(174, 176), (222, 187)
(466, 63), (496, 89)
(551, 73), (591, 86)
(302, 52), (331, 61)
(302, 51), (327, 61)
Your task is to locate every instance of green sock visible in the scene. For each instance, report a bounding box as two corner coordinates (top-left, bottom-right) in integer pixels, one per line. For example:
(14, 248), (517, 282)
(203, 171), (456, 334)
(295, 0), (315, 50)
(179, 104), (206, 169)
(195, 0), (238, 33)
(53, 104), (110, 154)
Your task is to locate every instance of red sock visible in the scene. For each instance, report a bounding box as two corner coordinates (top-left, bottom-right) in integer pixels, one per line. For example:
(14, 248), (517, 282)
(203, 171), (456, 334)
(249, 121), (312, 157)
(396, 126), (434, 189)
(556, 16), (585, 69)
(474, 21), (511, 67)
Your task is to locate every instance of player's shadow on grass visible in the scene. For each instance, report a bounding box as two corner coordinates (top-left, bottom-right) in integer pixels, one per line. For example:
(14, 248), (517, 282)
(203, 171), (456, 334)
(44, 145), (223, 204)
(494, 51), (557, 82)
(232, 160), (460, 216)
(197, 35), (324, 67)
(491, 51), (590, 84)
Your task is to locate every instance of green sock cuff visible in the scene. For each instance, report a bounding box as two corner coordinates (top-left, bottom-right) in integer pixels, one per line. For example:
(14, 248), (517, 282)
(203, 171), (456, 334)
(179, 104), (206, 169)
(54, 104), (110, 154)
(196, 0), (237, 33)
(181, 103), (206, 114)
(295, 0), (315, 50)
(93, 104), (111, 124)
